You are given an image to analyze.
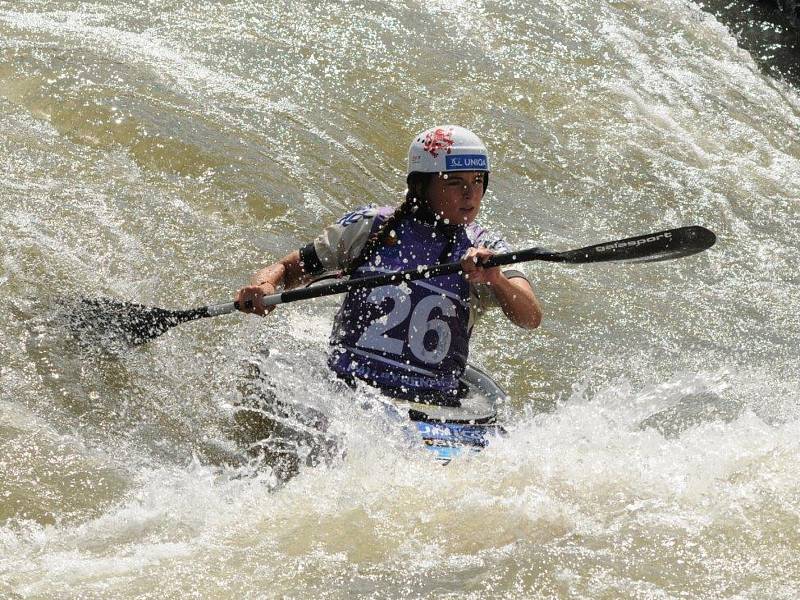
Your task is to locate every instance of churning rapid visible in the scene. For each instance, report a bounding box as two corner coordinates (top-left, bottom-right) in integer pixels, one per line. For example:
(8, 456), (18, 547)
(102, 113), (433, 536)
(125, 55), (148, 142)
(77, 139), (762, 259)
(1, 0), (799, 597)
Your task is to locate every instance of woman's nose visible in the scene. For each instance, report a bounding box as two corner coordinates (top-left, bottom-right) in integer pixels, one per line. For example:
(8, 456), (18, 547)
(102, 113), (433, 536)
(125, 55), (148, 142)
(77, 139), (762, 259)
(463, 181), (482, 196)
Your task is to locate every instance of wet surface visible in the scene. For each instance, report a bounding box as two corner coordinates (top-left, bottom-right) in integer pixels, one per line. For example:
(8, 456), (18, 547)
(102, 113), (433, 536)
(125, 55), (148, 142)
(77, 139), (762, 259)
(2, 1), (799, 596)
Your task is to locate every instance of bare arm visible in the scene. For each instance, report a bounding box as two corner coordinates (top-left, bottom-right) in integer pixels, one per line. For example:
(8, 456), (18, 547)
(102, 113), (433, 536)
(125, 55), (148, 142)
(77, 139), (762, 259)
(461, 247), (542, 329)
(235, 250), (309, 316)
(249, 250), (307, 289)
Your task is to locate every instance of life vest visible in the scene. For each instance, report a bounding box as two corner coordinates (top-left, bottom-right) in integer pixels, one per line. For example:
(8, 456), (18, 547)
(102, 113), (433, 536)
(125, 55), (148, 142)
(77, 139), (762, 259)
(328, 209), (475, 400)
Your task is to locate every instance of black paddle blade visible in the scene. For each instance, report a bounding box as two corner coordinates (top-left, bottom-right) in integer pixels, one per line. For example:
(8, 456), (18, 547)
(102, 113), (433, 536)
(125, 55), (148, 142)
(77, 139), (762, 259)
(67, 297), (209, 348)
(552, 226), (716, 264)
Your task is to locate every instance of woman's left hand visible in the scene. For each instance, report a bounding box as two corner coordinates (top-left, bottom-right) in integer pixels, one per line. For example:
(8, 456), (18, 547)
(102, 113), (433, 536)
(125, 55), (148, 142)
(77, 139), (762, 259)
(461, 247), (503, 285)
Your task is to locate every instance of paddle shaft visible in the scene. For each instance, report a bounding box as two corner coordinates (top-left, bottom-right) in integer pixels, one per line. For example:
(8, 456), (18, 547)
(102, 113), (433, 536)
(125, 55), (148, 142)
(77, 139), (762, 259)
(208, 246), (542, 316)
(204, 225), (715, 317)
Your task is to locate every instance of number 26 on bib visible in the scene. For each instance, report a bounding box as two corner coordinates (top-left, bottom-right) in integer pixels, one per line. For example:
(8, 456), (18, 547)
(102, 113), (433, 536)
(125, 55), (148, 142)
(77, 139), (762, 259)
(355, 285), (456, 366)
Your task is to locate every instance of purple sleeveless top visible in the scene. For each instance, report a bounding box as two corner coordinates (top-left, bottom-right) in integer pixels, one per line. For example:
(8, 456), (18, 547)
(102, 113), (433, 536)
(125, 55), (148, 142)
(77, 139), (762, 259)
(328, 208), (475, 398)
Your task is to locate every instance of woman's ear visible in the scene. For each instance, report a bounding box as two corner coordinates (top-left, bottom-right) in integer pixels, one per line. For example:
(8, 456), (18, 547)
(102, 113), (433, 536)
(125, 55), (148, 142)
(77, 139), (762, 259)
(406, 172), (432, 205)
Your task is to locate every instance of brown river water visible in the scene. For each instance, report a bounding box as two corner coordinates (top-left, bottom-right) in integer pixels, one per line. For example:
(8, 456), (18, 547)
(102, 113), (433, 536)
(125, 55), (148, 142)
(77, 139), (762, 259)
(1, 0), (799, 598)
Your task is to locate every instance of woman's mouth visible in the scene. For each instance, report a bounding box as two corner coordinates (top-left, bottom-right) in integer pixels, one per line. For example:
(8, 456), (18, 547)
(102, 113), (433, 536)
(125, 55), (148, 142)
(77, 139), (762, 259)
(458, 207), (476, 222)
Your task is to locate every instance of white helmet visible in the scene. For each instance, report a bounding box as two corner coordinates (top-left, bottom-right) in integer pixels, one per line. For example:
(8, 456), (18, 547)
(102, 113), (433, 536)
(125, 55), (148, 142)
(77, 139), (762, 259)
(407, 125), (491, 175)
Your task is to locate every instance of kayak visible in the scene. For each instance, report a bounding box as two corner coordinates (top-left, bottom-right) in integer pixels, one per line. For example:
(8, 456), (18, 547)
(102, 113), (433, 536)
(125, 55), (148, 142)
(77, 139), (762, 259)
(231, 361), (507, 474)
(391, 364), (508, 463)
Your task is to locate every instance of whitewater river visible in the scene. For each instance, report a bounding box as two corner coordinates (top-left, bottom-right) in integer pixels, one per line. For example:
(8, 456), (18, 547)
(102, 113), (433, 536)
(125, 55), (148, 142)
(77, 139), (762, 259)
(2, 0), (799, 598)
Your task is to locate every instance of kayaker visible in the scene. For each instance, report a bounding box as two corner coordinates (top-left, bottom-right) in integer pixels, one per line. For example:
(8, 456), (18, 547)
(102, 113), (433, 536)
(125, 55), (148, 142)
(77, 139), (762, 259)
(236, 125), (542, 405)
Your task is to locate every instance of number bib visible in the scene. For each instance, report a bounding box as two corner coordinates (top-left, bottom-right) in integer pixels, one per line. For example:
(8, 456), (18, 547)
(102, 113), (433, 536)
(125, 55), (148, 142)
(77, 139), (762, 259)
(328, 214), (473, 397)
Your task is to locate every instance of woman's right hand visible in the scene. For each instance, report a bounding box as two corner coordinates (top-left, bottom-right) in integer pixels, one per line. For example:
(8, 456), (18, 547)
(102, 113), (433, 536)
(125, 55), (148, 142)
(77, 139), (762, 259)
(235, 282), (277, 316)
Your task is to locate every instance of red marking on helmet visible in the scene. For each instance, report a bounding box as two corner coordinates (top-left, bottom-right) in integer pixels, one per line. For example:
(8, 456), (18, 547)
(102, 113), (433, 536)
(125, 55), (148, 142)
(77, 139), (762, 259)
(422, 127), (455, 158)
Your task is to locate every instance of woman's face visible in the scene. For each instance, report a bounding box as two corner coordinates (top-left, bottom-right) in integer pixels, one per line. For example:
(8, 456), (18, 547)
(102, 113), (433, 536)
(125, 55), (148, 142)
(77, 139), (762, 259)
(425, 171), (485, 225)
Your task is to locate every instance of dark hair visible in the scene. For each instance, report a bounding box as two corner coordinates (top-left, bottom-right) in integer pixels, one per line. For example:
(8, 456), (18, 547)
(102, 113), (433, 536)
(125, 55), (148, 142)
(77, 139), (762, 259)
(344, 171), (489, 275)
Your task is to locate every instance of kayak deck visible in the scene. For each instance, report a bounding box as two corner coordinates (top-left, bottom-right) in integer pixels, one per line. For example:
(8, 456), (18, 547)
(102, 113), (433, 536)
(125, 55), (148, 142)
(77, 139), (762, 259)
(393, 364), (508, 463)
(414, 420), (506, 463)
